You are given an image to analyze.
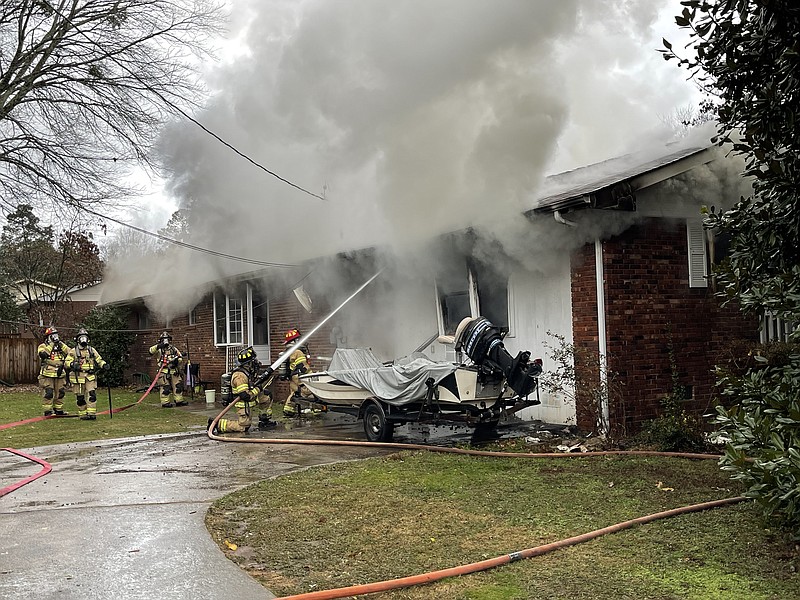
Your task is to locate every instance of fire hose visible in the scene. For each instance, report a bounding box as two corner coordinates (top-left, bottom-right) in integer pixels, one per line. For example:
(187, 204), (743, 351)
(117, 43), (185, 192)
(1, 373), (748, 598)
(1, 271), (751, 597)
(0, 356), (166, 498)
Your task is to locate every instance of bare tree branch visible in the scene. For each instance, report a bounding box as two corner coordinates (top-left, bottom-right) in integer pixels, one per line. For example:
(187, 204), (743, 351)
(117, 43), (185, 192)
(0, 0), (224, 213)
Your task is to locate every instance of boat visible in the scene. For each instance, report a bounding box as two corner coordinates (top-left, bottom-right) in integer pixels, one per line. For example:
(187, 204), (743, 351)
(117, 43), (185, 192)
(300, 316), (543, 442)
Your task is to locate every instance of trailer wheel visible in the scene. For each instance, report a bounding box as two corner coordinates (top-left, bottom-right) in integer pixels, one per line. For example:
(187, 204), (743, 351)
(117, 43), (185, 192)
(363, 401), (394, 442)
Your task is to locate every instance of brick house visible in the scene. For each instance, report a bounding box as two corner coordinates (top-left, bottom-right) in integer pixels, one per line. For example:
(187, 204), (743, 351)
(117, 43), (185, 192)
(112, 140), (761, 433)
(3, 280), (102, 339)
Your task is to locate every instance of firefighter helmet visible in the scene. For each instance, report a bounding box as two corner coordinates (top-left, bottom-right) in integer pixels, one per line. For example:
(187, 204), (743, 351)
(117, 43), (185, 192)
(237, 346), (257, 365)
(159, 331), (172, 342)
(75, 328), (90, 346)
(44, 326), (59, 341)
(284, 328), (301, 345)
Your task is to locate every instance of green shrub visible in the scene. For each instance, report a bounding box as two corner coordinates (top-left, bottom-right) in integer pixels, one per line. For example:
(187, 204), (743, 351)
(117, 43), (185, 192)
(713, 342), (800, 534)
(79, 305), (134, 387)
(637, 410), (707, 453)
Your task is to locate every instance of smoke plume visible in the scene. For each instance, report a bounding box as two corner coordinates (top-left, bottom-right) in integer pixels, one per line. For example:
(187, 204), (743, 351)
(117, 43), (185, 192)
(102, 0), (708, 314)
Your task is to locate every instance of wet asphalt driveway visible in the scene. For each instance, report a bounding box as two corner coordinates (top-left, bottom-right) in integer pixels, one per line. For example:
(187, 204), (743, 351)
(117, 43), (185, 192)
(1, 407), (556, 599)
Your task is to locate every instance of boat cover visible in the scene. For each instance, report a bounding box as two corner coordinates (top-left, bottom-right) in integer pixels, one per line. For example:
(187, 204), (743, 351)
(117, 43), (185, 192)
(326, 348), (459, 405)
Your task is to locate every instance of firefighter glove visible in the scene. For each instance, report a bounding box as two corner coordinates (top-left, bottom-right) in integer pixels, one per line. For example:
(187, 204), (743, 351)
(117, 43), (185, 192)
(39, 350), (50, 360)
(102, 363), (110, 370)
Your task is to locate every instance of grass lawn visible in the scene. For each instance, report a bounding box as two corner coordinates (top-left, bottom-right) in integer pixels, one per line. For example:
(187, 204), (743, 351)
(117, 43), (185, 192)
(0, 386), (209, 448)
(4, 387), (798, 599)
(207, 452), (800, 600)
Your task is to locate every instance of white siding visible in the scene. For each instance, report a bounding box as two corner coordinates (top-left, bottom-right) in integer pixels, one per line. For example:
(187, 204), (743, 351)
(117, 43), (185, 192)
(504, 255), (575, 425)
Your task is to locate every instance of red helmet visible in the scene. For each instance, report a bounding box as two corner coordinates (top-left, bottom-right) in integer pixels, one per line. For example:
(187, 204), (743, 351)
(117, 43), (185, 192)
(284, 328), (301, 344)
(44, 326), (58, 337)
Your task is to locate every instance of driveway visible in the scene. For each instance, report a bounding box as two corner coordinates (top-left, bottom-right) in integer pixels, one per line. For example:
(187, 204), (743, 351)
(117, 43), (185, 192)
(0, 424), (388, 599)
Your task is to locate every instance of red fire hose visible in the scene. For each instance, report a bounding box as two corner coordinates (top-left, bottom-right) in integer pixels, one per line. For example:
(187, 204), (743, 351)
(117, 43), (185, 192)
(0, 361), (164, 498)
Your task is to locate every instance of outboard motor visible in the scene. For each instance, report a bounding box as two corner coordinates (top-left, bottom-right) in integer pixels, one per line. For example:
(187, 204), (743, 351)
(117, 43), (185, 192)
(454, 317), (543, 398)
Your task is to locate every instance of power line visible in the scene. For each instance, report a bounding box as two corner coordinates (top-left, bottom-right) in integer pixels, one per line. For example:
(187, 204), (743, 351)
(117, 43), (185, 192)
(83, 206), (296, 268)
(46, 3), (327, 202)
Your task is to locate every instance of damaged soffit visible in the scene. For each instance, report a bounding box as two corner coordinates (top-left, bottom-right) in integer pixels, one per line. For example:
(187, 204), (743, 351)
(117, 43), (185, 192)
(529, 144), (713, 216)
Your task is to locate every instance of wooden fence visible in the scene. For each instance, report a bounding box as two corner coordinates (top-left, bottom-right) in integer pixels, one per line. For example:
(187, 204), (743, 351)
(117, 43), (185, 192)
(0, 336), (39, 384)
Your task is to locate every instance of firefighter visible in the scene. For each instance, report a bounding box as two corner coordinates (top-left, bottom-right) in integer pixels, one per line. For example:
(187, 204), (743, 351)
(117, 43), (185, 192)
(64, 328), (109, 420)
(211, 346), (275, 433)
(37, 326), (71, 416)
(281, 328), (318, 417)
(148, 331), (186, 408)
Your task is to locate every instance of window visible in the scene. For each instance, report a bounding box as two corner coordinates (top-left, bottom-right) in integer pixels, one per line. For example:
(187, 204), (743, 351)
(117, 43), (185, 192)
(687, 219), (732, 289)
(761, 312), (796, 344)
(471, 259), (509, 332)
(189, 307), (197, 326)
(436, 261), (509, 336)
(214, 292), (244, 345)
(137, 311), (150, 331)
(250, 289), (269, 346)
(437, 261), (472, 335)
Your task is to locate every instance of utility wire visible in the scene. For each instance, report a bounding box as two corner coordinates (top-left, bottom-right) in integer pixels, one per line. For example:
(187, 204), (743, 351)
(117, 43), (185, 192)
(82, 206), (297, 268)
(48, 3), (326, 202)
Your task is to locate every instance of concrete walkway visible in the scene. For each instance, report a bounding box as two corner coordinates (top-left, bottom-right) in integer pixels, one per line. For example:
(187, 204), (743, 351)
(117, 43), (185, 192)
(0, 429), (386, 599)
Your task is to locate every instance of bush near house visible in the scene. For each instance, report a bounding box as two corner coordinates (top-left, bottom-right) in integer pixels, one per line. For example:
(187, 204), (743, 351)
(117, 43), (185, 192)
(713, 341), (800, 532)
(79, 306), (134, 387)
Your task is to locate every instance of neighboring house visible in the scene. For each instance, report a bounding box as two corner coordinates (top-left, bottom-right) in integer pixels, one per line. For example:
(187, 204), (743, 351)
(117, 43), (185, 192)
(4, 279), (102, 338)
(111, 140), (762, 434)
(0, 281), (103, 382)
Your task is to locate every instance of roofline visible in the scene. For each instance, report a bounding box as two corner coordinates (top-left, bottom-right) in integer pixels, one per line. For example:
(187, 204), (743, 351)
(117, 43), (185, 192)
(529, 147), (714, 215)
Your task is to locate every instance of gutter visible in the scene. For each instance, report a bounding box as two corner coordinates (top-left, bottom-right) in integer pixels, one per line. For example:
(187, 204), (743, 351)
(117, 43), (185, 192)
(595, 238), (610, 436)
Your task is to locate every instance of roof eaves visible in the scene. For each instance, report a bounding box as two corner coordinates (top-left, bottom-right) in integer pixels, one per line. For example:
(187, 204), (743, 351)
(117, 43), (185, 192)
(528, 146), (712, 217)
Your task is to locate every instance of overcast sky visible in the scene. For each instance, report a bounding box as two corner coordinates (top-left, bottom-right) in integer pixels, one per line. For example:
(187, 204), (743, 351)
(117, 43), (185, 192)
(104, 0), (705, 307)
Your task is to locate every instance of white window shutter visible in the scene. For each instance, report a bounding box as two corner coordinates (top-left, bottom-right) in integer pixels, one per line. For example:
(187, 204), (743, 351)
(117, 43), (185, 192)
(686, 219), (708, 288)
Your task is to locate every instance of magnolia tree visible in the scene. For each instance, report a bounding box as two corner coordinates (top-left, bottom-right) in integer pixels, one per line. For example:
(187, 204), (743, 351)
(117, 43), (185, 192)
(0, 1), (223, 213)
(664, 0), (800, 530)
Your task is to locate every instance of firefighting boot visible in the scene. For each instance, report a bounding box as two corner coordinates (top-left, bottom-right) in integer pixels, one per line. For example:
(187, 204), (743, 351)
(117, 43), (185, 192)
(258, 413), (277, 430)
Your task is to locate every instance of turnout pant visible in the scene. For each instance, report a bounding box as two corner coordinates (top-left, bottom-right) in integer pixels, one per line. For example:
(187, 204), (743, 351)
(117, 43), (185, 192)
(39, 376), (68, 413)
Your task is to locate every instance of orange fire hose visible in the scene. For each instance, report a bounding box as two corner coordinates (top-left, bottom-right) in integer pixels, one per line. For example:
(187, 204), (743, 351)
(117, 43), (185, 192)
(206, 410), (748, 600)
(0, 379), (748, 597)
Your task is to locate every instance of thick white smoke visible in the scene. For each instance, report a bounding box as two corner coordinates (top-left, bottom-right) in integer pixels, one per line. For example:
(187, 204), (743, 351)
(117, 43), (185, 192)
(102, 0), (705, 314)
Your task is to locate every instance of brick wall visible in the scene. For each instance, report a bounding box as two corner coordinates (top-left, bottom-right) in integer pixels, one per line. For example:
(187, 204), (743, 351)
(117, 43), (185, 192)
(125, 289), (341, 402)
(571, 218), (759, 433)
(126, 294), (227, 394)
